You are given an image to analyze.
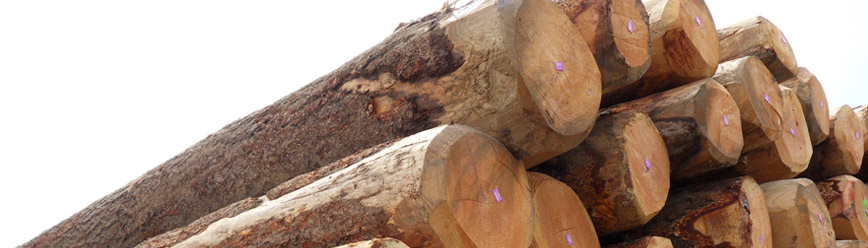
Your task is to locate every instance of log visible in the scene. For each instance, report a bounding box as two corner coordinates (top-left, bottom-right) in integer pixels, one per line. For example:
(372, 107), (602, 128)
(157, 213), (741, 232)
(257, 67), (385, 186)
(839, 240), (868, 248)
(607, 236), (673, 248)
(638, 176), (772, 247)
(780, 67), (831, 145)
(526, 172), (600, 248)
(712, 56), (784, 153)
(803, 105), (865, 178)
(22, 1), (601, 247)
(554, 0), (652, 107)
(602, 79), (743, 181)
(171, 125), (534, 247)
(735, 87), (812, 183)
(816, 175), (868, 240)
(718, 16), (798, 82)
(533, 111), (669, 234)
(760, 178), (836, 248)
(856, 105), (868, 152)
(621, 0), (719, 102)
(332, 238), (410, 248)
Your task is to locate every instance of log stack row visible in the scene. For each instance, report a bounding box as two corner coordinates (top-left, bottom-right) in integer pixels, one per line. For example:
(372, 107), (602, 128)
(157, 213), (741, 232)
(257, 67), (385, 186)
(21, 0), (868, 247)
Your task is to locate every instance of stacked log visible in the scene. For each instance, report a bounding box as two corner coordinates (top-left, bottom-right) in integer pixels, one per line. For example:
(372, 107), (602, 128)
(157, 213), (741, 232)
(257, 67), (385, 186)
(839, 240), (868, 248)
(780, 67), (831, 145)
(607, 236), (673, 248)
(760, 178), (835, 247)
(526, 172), (600, 248)
(802, 105), (865, 179)
(718, 16), (797, 81)
(816, 175), (868, 240)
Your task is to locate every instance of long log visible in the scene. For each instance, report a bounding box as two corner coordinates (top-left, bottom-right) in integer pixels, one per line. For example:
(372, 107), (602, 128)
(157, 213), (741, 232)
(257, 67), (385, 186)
(170, 125), (534, 247)
(555, 0), (652, 107)
(712, 56), (784, 153)
(718, 16), (797, 82)
(533, 111), (669, 234)
(760, 178), (836, 247)
(526, 172), (601, 248)
(839, 240), (868, 248)
(608, 236), (672, 248)
(332, 238), (410, 248)
(22, 1), (601, 247)
(735, 87), (812, 183)
(780, 67), (831, 145)
(602, 79), (743, 181)
(816, 175), (868, 240)
(638, 176), (773, 247)
(802, 105), (865, 178)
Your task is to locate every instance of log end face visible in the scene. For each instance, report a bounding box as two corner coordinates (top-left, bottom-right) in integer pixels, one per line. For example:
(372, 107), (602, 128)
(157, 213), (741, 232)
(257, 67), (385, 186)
(623, 112), (670, 221)
(822, 175), (868, 240)
(853, 105), (868, 152)
(824, 106), (865, 176)
(663, 0), (719, 80)
(696, 79), (744, 167)
(802, 68), (832, 144)
(612, 0), (652, 68)
(775, 88), (813, 176)
(742, 177), (774, 248)
(526, 172), (601, 248)
(761, 16), (799, 80)
(741, 56), (784, 142)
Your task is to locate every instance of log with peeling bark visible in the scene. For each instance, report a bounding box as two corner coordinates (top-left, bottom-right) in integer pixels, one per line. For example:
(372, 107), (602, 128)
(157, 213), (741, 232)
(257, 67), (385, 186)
(533, 111), (669, 234)
(816, 175), (868, 240)
(526, 172), (600, 248)
(802, 105), (865, 179)
(617, 0), (718, 102)
(170, 125), (534, 247)
(780, 67), (831, 145)
(636, 176), (773, 248)
(332, 238), (410, 248)
(601, 79), (743, 181)
(734, 87), (812, 183)
(760, 178), (836, 248)
(22, 1), (602, 247)
(712, 56), (784, 153)
(839, 240), (868, 248)
(718, 16), (797, 81)
(554, 0), (652, 107)
(607, 236), (672, 248)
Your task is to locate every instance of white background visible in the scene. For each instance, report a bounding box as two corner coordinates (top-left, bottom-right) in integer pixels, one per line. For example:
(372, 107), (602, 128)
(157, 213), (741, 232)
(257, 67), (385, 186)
(1, 0), (866, 246)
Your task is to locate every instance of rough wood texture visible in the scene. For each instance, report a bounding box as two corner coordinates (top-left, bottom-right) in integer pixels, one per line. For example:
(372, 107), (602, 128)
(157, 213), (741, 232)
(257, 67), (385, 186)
(803, 105), (865, 178)
(760, 179), (836, 248)
(856, 105), (868, 152)
(735, 87), (812, 183)
(22, 1), (601, 247)
(332, 238), (410, 248)
(602, 79), (743, 181)
(838, 240), (868, 248)
(637, 176), (772, 248)
(713, 56), (784, 153)
(533, 112), (669, 234)
(526, 172), (601, 248)
(555, 0), (652, 107)
(608, 236), (673, 248)
(625, 0), (719, 102)
(780, 67), (831, 145)
(135, 197), (265, 248)
(816, 175), (868, 240)
(171, 125), (534, 247)
(718, 16), (797, 82)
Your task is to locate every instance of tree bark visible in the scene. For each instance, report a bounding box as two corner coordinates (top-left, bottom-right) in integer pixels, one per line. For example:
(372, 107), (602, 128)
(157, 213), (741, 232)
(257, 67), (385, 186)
(815, 175), (868, 240)
(554, 0), (653, 107)
(22, 1), (601, 247)
(607, 236), (672, 248)
(838, 240), (868, 248)
(332, 238), (410, 248)
(802, 105), (865, 178)
(170, 125), (534, 248)
(526, 172), (600, 248)
(637, 176), (773, 248)
(735, 87), (812, 183)
(533, 111), (669, 234)
(780, 67), (831, 146)
(760, 178), (836, 248)
(718, 16), (798, 82)
(601, 79), (743, 181)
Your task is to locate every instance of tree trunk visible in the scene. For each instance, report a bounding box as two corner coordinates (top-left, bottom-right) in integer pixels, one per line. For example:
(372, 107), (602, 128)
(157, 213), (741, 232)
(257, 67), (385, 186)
(760, 178), (836, 248)
(815, 175), (868, 240)
(802, 105), (864, 178)
(712, 56), (784, 153)
(780, 67), (831, 146)
(22, 1), (601, 247)
(607, 237), (673, 248)
(532, 112), (669, 234)
(170, 125), (534, 248)
(332, 238), (410, 248)
(526, 172), (600, 248)
(838, 240), (868, 248)
(554, 0), (653, 107)
(735, 87), (812, 183)
(621, 0), (719, 102)
(638, 176), (773, 248)
(601, 79), (743, 181)
(718, 16), (797, 82)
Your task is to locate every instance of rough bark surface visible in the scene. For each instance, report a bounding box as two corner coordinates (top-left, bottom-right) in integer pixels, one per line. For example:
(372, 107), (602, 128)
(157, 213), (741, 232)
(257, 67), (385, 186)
(759, 179), (836, 248)
(713, 56), (784, 153)
(780, 67), (830, 145)
(718, 16), (797, 82)
(607, 236), (673, 248)
(134, 197), (264, 248)
(815, 175), (868, 240)
(526, 172), (600, 248)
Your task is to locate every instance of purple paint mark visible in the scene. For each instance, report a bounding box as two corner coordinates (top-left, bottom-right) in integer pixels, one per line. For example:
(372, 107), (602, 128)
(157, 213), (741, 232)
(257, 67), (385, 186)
(555, 62), (564, 71)
(565, 233), (573, 246)
(781, 36), (788, 45)
(820, 101), (824, 108)
(493, 188), (503, 203)
(628, 19), (634, 33)
(790, 128), (796, 136)
(644, 158), (652, 170)
(857, 131), (861, 140)
(818, 212), (824, 223)
(759, 235), (764, 244)
(764, 93), (770, 103)
(723, 114), (730, 126)
(695, 16), (702, 27)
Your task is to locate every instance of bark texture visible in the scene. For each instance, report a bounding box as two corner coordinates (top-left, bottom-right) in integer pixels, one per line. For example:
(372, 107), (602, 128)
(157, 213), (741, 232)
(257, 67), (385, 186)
(780, 67), (830, 145)
(816, 175), (868, 240)
(760, 179), (836, 248)
(713, 56), (784, 153)
(718, 16), (797, 82)
(526, 172), (600, 248)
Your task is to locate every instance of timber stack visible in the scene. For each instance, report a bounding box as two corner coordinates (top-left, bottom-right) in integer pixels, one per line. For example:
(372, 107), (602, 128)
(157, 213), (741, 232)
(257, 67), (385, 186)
(21, 0), (868, 247)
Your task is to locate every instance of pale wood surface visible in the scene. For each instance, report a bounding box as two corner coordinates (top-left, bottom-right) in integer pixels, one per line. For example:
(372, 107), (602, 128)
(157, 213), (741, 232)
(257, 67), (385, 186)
(332, 238), (410, 248)
(526, 172), (601, 248)
(718, 16), (797, 81)
(713, 56), (784, 153)
(780, 67), (831, 145)
(816, 175), (868, 240)
(760, 179), (836, 248)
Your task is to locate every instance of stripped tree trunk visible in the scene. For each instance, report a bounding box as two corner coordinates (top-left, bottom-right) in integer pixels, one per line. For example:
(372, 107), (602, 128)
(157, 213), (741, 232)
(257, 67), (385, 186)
(780, 67), (831, 145)
(718, 16), (797, 81)
(802, 105), (865, 178)
(533, 111), (669, 234)
(816, 175), (868, 240)
(526, 172), (600, 248)
(607, 236), (672, 248)
(332, 238), (410, 248)
(22, 1), (602, 247)
(760, 179), (836, 247)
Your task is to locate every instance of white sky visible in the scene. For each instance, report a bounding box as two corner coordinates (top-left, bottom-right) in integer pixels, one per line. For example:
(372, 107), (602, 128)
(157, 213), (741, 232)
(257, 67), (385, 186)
(1, 0), (865, 247)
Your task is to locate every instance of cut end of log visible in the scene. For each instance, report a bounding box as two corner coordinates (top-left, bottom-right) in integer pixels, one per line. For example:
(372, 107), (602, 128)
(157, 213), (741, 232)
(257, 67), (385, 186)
(526, 172), (600, 248)
(608, 236), (673, 248)
(689, 177), (772, 247)
(695, 79), (744, 169)
(718, 16), (798, 81)
(782, 67), (831, 145)
(818, 175), (868, 240)
(854, 105), (868, 152)
(611, 0), (651, 68)
(760, 179), (836, 248)
(623, 112), (670, 218)
(775, 88), (813, 176)
(515, 0), (602, 136)
(715, 56), (784, 152)
(822, 105), (865, 176)
(662, 0), (719, 79)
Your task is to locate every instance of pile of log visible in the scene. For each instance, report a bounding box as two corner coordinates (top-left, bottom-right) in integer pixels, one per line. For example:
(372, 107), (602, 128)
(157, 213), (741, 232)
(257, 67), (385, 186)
(21, 0), (868, 247)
